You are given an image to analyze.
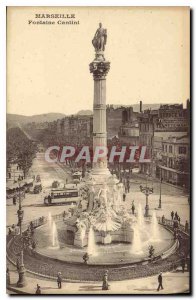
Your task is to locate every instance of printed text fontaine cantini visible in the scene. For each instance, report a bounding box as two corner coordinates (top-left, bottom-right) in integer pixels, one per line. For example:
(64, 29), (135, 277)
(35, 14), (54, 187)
(28, 14), (79, 25)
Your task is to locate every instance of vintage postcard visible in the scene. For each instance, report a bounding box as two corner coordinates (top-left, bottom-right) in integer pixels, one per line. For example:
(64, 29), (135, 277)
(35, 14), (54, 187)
(6, 6), (190, 295)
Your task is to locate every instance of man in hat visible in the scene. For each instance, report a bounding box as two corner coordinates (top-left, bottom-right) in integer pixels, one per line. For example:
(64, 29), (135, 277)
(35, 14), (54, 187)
(157, 272), (164, 291)
(57, 272), (62, 289)
(102, 270), (109, 290)
(185, 220), (189, 233)
(123, 193), (126, 202)
(181, 256), (186, 273)
(131, 201), (135, 215)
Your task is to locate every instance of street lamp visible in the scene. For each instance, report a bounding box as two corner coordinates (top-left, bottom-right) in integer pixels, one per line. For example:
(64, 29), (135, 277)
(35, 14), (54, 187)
(17, 177), (27, 288)
(158, 168), (163, 209)
(140, 173), (153, 217)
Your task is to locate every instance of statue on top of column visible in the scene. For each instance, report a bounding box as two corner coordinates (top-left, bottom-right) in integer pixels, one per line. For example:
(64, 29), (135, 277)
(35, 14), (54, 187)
(92, 23), (107, 52)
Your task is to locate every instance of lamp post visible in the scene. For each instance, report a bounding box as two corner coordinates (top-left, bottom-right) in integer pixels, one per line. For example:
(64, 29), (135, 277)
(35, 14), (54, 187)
(140, 173), (153, 217)
(17, 178), (27, 288)
(158, 168), (163, 209)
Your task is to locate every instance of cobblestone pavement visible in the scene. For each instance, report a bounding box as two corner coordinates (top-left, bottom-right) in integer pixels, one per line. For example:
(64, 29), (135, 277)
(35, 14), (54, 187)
(7, 269), (189, 294)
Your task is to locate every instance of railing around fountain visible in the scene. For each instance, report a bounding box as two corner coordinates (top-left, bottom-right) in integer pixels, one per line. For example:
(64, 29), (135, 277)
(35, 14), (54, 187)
(7, 232), (187, 281)
(157, 217), (190, 235)
(7, 212), (190, 281)
(21, 212), (65, 231)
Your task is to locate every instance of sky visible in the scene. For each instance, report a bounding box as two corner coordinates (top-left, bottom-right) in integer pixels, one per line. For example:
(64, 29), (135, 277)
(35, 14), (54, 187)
(7, 6), (190, 116)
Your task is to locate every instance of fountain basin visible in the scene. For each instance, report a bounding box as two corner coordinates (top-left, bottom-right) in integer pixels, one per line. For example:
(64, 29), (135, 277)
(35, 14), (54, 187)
(34, 220), (175, 265)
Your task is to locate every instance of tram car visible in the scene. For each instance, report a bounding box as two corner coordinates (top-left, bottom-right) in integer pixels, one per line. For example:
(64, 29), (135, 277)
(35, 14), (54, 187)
(44, 187), (79, 206)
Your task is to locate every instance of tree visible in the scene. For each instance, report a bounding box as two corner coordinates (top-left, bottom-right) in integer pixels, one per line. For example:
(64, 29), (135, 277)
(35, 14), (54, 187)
(7, 127), (37, 178)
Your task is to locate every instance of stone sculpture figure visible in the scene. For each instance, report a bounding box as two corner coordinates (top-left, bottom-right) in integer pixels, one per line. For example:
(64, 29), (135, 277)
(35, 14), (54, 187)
(87, 185), (95, 212)
(97, 184), (108, 208)
(112, 185), (118, 205)
(92, 23), (107, 52)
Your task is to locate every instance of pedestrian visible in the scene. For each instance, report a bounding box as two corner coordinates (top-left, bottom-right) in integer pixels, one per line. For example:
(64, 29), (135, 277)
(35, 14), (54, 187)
(186, 255), (190, 272)
(83, 252), (89, 264)
(174, 228), (178, 240)
(185, 220), (189, 233)
(171, 211), (174, 220)
(13, 195), (17, 205)
(30, 221), (34, 230)
(178, 216), (181, 224)
(35, 284), (41, 294)
(174, 211), (178, 220)
(162, 215), (165, 224)
(148, 245), (155, 259)
(102, 270), (109, 290)
(173, 219), (179, 230)
(157, 272), (164, 291)
(127, 180), (130, 193)
(57, 272), (62, 289)
(125, 186), (128, 194)
(12, 224), (16, 236)
(123, 193), (126, 202)
(6, 267), (10, 286)
(181, 257), (186, 273)
(131, 203), (135, 215)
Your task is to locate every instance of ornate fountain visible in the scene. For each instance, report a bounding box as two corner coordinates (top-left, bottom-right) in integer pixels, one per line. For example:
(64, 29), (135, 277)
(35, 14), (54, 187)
(62, 23), (134, 246)
(63, 178), (134, 246)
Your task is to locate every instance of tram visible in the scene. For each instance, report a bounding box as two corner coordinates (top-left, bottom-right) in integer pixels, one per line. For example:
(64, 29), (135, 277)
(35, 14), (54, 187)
(44, 187), (79, 206)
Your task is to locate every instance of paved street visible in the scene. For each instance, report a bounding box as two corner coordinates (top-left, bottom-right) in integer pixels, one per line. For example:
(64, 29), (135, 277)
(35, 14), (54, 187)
(125, 175), (189, 224)
(7, 153), (189, 228)
(6, 153), (74, 227)
(7, 269), (189, 295)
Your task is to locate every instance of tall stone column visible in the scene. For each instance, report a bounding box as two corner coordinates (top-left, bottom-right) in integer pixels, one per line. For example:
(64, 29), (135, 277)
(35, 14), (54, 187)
(89, 57), (110, 180)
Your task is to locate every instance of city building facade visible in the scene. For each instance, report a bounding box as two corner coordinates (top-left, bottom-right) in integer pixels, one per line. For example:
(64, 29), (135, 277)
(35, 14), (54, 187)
(158, 135), (190, 188)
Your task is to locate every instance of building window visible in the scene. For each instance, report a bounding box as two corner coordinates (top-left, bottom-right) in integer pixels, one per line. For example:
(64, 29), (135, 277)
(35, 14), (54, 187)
(179, 146), (187, 154)
(169, 145), (172, 153)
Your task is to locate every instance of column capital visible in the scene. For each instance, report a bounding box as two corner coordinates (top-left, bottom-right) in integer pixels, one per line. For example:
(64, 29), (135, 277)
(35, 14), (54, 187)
(89, 60), (110, 80)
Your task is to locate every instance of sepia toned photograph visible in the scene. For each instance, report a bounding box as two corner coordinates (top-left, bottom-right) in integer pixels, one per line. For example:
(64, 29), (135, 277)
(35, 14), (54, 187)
(6, 6), (190, 295)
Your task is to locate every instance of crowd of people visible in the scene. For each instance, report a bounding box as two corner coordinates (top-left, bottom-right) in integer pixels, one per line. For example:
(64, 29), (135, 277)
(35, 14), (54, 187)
(170, 211), (189, 234)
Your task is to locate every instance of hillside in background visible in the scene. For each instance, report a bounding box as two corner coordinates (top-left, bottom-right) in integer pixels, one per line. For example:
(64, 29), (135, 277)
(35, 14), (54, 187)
(77, 110), (93, 115)
(6, 113), (66, 127)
